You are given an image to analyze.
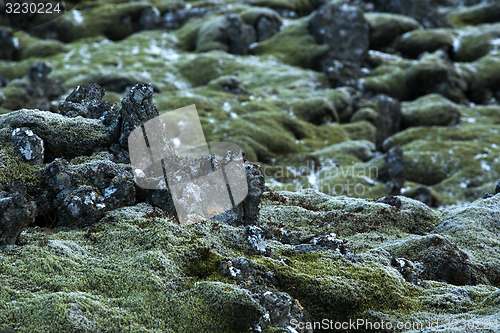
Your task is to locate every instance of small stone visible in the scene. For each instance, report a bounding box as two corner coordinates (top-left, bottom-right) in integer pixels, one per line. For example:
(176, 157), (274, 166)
(495, 180), (500, 194)
(376, 195), (402, 208)
(11, 127), (45, 165)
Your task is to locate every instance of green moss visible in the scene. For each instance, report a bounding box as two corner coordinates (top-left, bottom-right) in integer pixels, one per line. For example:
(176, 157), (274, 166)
(342, 120), (377, 143)
(240, 6), (281, 25)
(0, 60), (32, 80)
(19, 39), (69, 60)
(446, 2), (500, 26)
(253, 255), (421, 322)
(177, 51), (243, 87)
(401, 93), (460, 127)
(383, 125), (500, 204)
(471, 53), (500, 90)
(0, 144), (43, 190)
(254, 17), (328, 68)
(360, 64), (409, 100)
(0, 80), (31, 110)
(397, 29), (455, 58)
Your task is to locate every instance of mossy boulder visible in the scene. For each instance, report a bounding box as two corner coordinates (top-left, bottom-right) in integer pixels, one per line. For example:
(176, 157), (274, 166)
(240, 7), (281, 41)
(397, 29), (455, 58)
(195, 14), (256, 54)
(404, 50), (467, 103)
(383, 124), (500, 204)
(469, 53), (500, 103)
(248, 0), (316, 16)
(451, 24), (500, 62)
(401, 94), (460, 128)
(19, 39), (68, 60)
(364, 12), (421, 49)
(253, 17), (328, 68)
(290, 97), (338, 125)
(446, 2), (500, 26)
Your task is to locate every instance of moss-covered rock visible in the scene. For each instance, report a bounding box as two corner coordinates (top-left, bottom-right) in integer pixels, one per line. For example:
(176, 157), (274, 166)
(397, 29), (455, 58)
(364, 12), (421, 49)
(253, 17), (328, 68)
(383, 124), (500, 204)
(19, 39), (68, 60)
(451, 23), (500, 62)
(446, 2), (500, 26)
(401, 94), (460, 128)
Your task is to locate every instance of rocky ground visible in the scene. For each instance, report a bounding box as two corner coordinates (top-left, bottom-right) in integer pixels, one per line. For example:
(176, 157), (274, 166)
(1, 0), (500, 332)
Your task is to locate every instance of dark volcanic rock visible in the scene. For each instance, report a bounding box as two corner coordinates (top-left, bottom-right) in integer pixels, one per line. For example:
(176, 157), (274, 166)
(221, 257), (277, 287)
(308, 2), (369, 87)
(163, 7), (209, 31)
(372, 94), (402, 149)
(58, 83), (120, 140)
(11, 127), (45, 165)
(240, 7), (282, 42)
(0, 28), (17, 60)
(402, 94), (460, 128)
(378, 146), (404, 195)
(376, 195), (402, 208)
(207, 75), (249, 94)
(390, 256), (425, 286)
(220, 257), (312, 332)
(404, 186), (438, 208)
(43, 158), (136, 228)
(0, 73), (8, 87)
(240, 160), (266, 225)
(119, 83), (159, 148)
(0, 62), (64, 111)
(0, 183), (37, 246)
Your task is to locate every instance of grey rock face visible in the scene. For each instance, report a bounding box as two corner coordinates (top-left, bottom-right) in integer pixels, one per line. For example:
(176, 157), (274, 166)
(0, 183), (37, 246)
(308, 2), (369, 87)
(11, 127), (45, 165)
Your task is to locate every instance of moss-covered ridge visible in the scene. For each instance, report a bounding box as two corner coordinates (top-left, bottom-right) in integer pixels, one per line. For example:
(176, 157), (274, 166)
(1, 191), (499, 332)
